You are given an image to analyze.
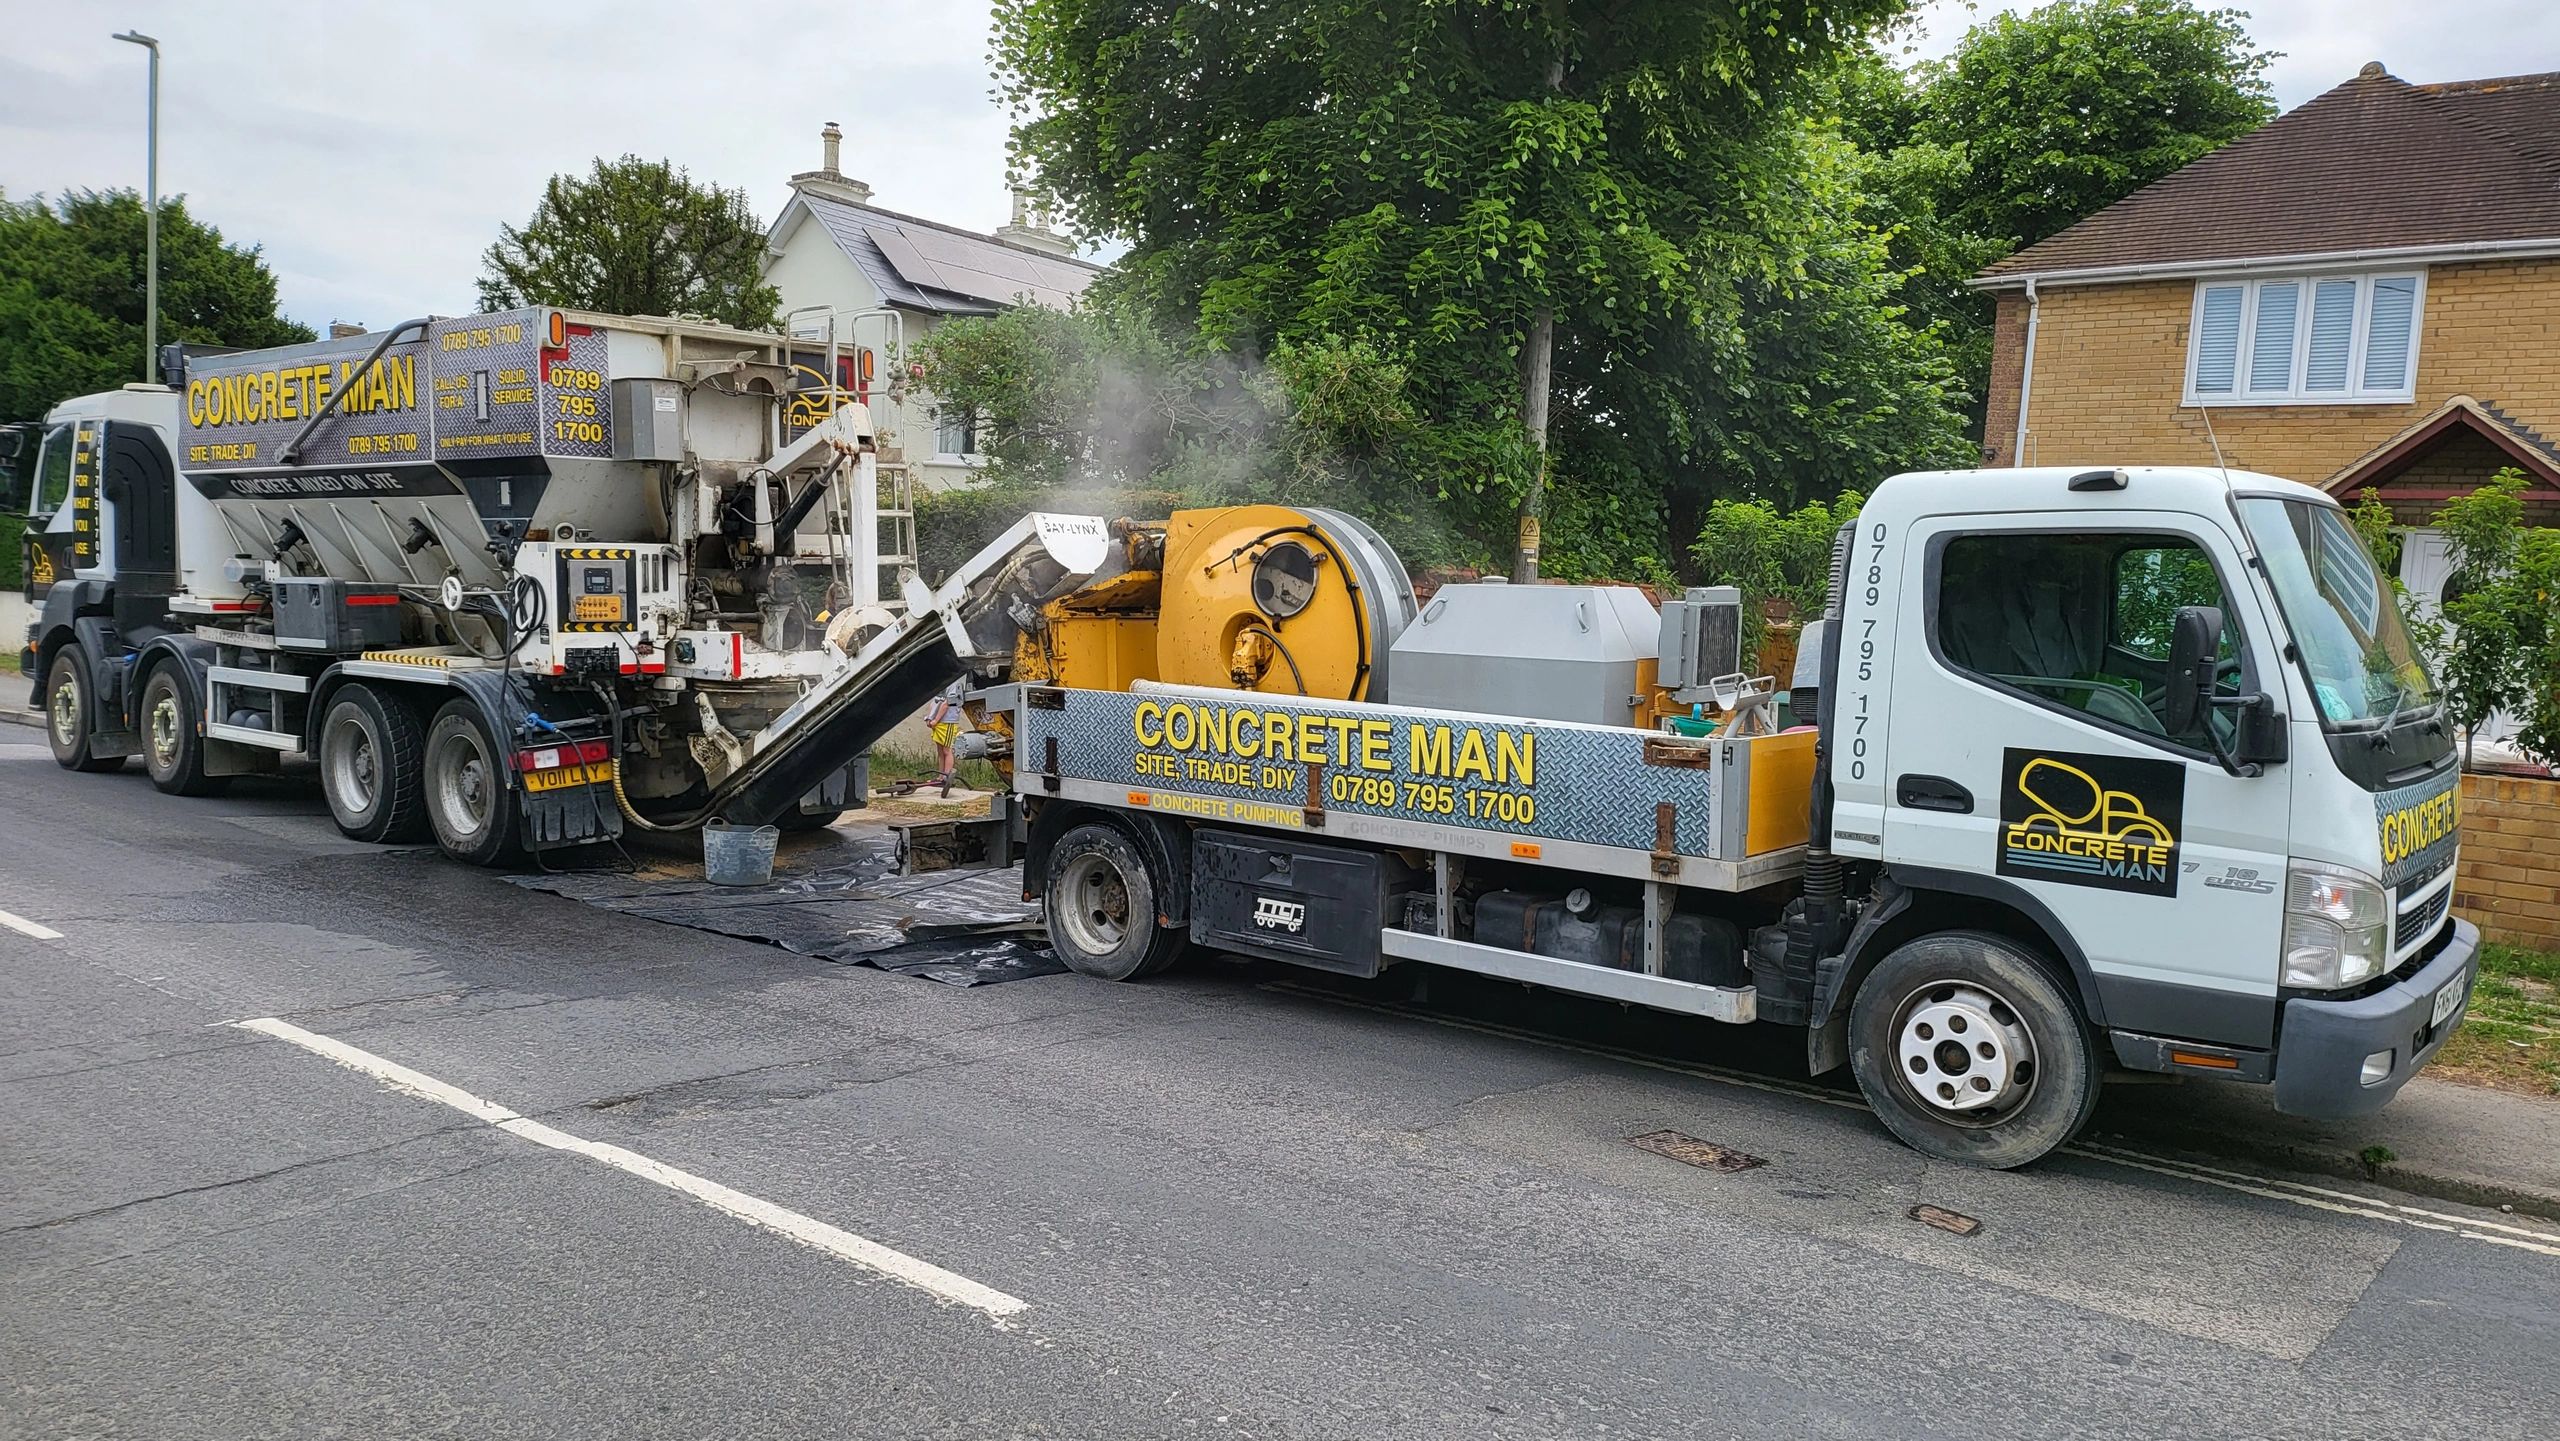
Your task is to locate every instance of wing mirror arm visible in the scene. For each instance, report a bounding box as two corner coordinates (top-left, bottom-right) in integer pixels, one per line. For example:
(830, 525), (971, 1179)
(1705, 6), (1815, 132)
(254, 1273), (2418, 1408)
(2166, 603), (2283, 778)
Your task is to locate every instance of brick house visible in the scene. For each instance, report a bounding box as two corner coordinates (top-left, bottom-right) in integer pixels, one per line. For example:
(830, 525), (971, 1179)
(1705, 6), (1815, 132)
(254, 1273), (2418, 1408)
(1974, 61), (2560, 579)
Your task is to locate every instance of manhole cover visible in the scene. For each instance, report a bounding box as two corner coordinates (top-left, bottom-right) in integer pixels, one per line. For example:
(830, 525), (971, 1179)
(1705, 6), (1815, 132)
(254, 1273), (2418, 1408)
(1629, 1130), (1766, 1172)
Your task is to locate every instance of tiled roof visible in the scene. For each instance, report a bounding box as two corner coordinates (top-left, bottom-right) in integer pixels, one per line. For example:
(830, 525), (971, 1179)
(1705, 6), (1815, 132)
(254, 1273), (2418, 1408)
(793, 193), (1099, 315)
(1980, 67), (2560, 283)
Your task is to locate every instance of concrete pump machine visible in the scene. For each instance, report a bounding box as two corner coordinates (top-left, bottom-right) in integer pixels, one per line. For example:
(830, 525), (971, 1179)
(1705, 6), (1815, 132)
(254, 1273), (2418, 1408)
(9, 307), (2479, 1167)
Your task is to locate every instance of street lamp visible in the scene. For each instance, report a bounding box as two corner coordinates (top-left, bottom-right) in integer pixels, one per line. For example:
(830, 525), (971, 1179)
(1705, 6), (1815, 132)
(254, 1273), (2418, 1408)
(112, 30), (160, 383)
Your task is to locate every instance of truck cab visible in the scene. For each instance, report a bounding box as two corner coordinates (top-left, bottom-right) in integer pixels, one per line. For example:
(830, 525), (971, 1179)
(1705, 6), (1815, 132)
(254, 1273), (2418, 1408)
(1825, 466), (2471, 1158)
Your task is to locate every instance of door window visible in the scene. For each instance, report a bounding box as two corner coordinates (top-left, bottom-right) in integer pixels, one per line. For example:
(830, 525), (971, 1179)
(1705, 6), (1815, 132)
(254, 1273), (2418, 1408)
(1935, 530), (2245, 745)
(31, 424), (74, 518)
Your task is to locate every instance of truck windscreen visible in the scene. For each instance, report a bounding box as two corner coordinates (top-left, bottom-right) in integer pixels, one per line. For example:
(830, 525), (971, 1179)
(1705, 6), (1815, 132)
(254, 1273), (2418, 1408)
(2235, 497), (2436, 730)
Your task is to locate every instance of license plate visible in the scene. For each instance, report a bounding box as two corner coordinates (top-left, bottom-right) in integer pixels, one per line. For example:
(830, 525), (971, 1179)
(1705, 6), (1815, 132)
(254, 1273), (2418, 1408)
(2431, 973), (2466, 1029)
(524, 760), (614, 793)
(573, 595), (624, 623)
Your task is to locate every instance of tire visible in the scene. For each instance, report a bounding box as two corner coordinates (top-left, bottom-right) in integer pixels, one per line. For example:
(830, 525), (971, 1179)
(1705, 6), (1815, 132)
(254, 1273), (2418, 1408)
(318, 685), (427, 843)
(1044, 822), (1188, 981)
(1847, 930), (2101, 1170)
(421, 699), (523, 866)
(139, 665), (231, 797)
(44, 645), (125, 774)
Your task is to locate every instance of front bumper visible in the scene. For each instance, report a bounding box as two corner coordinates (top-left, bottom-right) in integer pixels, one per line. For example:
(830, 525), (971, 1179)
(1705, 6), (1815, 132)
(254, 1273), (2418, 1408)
(2271, 919), (2479, 1118)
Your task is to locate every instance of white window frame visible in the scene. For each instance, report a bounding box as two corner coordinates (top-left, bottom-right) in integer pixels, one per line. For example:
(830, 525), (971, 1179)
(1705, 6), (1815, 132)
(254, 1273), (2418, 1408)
(2182, 269), (2426, 407)
(930, 402), (986, 466)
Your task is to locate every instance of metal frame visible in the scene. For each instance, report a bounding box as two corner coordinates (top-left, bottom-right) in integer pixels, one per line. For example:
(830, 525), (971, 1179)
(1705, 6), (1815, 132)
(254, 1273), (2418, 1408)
(1378, 929), (1757, 1023)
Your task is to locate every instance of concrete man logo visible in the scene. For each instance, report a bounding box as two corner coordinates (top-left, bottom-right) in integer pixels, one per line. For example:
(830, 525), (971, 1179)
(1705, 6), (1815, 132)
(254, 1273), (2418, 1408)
(1996, 749), (2185, 897)
(1252, 897), (1308, 934)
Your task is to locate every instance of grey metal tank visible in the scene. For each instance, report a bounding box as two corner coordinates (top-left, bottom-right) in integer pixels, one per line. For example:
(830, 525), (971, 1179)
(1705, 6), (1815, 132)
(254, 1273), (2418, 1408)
(1385, 578), (1661, 727)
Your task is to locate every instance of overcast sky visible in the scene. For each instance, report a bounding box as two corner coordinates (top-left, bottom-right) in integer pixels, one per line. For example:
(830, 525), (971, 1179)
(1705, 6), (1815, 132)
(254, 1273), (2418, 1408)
(4, 0), (2553, 333)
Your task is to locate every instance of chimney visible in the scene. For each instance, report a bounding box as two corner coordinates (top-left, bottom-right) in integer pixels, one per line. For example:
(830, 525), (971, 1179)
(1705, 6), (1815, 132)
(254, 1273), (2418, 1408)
(995, 184), (1075, 257)
(329, 321), (366, 338)
(790, 120), (873, 206)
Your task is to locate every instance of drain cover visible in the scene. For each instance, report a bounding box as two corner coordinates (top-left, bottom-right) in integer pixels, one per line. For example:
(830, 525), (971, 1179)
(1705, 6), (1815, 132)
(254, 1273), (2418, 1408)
(1629, 1130), (1766, 1172)
(1908, 1204), (1982, 1237)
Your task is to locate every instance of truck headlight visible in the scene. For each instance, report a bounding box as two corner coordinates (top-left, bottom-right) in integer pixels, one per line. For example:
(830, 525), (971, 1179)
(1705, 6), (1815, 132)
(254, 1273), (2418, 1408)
(2283, 862), (2390, 989)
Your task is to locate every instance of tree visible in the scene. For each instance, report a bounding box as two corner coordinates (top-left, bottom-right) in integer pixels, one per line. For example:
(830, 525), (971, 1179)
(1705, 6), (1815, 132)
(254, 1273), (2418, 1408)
(2428, 472), (2560, 768)
(1909, 0), (2275, 253)
(993, 0), (1943, 580)
(0, 189), (312, 422)
(1819, 2), (2275, 421)
(478, 157), (779, 331)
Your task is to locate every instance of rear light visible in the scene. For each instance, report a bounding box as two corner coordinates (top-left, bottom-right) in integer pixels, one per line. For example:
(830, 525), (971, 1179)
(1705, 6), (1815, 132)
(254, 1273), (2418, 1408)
(513, 740), (610, 772)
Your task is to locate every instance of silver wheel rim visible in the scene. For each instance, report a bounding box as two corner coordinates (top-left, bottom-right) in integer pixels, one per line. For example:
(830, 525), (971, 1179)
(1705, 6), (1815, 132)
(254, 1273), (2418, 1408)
(148, 688), (183, 773)
(430, 724), (495, 841)
(1893, 981), (2037, 1123)
(1055, 851), (1133, 957)
(51, 671), (79, 747)
(324, 708), (380, 819)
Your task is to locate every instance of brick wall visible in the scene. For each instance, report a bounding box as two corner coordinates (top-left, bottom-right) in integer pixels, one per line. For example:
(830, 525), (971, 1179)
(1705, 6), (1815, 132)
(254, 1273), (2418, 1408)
(1981, 256), (2560, 484)
(2455, 774), (2560, 949)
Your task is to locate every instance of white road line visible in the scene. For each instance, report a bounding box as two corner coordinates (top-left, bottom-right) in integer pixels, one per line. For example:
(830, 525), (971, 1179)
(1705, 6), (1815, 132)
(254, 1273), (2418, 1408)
(0, 908), (65, 941)
(230, 1017), (1028, 1320)
(1266, 982), (2560, 1257)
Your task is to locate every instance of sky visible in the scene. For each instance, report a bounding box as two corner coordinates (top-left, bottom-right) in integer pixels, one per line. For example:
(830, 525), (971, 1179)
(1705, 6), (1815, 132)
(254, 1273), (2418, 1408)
(4, 0), (2556, 333)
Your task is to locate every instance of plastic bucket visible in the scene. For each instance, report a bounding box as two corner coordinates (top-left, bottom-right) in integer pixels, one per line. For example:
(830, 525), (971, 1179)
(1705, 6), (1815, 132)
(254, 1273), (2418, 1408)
(703, 821), (781, 887)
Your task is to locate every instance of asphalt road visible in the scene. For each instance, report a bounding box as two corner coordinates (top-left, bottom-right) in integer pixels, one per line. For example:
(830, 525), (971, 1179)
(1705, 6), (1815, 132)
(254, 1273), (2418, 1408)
(5, 734), (2558, 1440)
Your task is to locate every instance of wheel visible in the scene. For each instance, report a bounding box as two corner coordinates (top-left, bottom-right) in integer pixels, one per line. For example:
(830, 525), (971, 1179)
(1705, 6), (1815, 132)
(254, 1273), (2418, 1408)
(422, 699), (523, 866)
(776, 807), (844, 833)
(1044, 822), (1188, 981)
(1847, 930), (2101, 1169)
(44, 645), (125, 773)
(138, 665), (231, 797)
(318, 685), (427, 842)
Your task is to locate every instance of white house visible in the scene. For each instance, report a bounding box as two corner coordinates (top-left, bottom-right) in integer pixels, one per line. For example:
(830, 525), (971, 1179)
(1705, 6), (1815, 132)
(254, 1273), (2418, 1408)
(762, 122), (1100, 494)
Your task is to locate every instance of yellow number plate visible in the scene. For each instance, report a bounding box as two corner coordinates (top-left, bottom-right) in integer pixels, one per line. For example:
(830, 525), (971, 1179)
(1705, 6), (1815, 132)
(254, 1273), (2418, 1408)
(523, 760), (615, 793)
(573, 594), (624, 623)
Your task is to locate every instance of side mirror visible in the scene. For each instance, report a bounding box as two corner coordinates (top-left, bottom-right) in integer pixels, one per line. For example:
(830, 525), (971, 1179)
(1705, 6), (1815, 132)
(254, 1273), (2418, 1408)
(2164, 604), (2223, 736)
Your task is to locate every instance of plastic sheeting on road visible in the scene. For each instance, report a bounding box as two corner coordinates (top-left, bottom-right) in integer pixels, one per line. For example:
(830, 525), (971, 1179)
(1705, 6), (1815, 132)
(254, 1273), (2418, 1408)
(507, 832), (1062, 986)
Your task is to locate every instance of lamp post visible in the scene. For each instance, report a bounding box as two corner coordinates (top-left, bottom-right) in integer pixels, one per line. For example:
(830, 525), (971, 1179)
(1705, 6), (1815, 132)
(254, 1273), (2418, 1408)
(112, 30), (160, 383)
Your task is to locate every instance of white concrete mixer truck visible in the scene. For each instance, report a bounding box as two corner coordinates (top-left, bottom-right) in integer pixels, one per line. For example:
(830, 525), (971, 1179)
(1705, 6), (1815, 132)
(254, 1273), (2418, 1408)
(4, 309), (1107, 864)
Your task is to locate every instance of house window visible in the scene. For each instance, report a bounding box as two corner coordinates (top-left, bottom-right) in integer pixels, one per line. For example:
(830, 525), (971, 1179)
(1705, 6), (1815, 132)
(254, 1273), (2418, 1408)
(2184, 272), (2423, 405)
(934, 405), (982, 461)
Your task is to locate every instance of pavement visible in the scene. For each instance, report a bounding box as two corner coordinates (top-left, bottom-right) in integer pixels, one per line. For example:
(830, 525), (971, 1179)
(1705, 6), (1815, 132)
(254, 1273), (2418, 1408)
(6, 724), (2560, 1436)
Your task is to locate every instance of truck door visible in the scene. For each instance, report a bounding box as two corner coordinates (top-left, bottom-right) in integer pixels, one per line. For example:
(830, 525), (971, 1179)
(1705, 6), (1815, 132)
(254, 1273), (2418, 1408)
(1881, 512), (2290, 1049)
(20, 422), (83, 600)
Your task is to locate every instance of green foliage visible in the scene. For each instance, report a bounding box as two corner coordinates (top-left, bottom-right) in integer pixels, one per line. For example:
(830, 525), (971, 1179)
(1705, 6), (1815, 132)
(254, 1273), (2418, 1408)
(991, 0), (1967, 579)
(2429, 471), (2560, 767)
(1908, 0), (2275, 251)
(1820, 2), (2274, 416)
(478, 157), (779, 331)
(1690, 489), (1863, 664)
(0, 513), (21, 589)
(0, 189), (313, 422)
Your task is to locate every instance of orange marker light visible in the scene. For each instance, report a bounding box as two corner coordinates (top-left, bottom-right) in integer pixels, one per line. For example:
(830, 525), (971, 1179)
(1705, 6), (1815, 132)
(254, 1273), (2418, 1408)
(2170, 1051), (2241, 1070)
(1511, 841), (1542, 859)
(546, 310), (567, 348)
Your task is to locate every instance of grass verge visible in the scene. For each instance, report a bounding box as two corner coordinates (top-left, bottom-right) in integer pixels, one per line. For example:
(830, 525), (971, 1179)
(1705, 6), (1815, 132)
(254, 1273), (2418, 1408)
(2435, 942), (2560, 1098)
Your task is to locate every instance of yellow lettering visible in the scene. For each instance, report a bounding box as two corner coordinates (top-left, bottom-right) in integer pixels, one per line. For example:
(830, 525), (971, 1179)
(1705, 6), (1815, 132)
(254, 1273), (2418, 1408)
(1359, 720), (1391, 772)
(1497, 729), (1534, 786)
(1163, 702), (1195, 750)
(1133, 700), (1163, 748)
(1232, 710), (1261, 761)
(1263, 711), (1295, 763)
(1199, 704), (1228, 755)
(1411, 725), (1450, 776)
(1298, 713), (1328, 765)
(186, 381), (206, 426)
(1454, 728), (1492, 783)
